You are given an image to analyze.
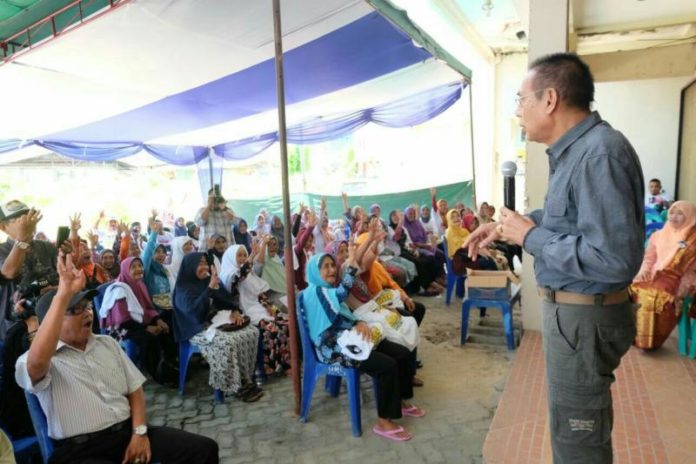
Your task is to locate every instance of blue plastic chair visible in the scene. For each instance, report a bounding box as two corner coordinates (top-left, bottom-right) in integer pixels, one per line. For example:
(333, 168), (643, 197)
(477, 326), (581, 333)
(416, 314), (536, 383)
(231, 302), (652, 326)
(24, 392), (53, 464)
(461, 287), (521, 351)
(93, 282), (140, 365)
(178, 340), (224, 404)
(296, 292), (377, 437)
(442, 241), (466, 305)
(678, 297), (696, 358)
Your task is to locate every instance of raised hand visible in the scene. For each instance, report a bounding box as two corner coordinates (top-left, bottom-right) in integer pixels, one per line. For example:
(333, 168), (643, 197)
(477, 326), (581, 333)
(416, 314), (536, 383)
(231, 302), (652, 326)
(430, 187), (437, 198)
(208, 263), (220, 289)
(307, 210), (318, 227)
(88, 231), (99, 248)
(13, 208), (42, 242)
(69, 213), (82, 232)
(345, 240), (358, 268)
(117, 220), (129, 235)
(56, 252), (86, 296)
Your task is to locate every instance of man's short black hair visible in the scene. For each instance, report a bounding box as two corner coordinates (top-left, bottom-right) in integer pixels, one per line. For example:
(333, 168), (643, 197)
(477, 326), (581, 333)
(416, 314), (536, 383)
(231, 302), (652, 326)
(529, 52), (594, 111)
(649, 178), (661, 184)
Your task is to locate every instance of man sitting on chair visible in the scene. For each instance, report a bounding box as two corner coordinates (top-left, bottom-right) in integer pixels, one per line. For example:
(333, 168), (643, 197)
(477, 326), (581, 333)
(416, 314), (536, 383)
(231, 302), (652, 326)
(15, 252), (219, 464)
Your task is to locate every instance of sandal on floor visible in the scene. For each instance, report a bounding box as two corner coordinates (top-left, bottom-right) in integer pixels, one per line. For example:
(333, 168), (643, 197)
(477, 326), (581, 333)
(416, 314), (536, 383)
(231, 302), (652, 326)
(372, 425), (412, 442)
(412, 377), (424, 387)
(241, 387), (264, 403)
(417, 290), (438, 297)
(401, 405), (426, 417)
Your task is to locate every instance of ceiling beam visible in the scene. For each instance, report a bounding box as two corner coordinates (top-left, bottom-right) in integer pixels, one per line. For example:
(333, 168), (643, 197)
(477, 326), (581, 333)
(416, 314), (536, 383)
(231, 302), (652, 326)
(578, 16), (696, 35)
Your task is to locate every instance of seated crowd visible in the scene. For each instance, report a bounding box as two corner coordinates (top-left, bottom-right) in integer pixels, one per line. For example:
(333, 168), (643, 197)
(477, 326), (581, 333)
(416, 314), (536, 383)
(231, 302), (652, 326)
(0, 188), (515, 461)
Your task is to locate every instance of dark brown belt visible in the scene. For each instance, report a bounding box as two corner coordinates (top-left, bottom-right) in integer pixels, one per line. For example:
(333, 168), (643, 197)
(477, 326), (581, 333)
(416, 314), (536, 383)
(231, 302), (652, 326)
(538, 287), (630, 306)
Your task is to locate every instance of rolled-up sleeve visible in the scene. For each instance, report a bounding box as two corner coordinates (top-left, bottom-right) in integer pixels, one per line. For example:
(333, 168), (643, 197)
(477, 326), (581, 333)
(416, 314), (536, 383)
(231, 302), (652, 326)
(524, 153), (644, 283)
(15, 353), (52, 393)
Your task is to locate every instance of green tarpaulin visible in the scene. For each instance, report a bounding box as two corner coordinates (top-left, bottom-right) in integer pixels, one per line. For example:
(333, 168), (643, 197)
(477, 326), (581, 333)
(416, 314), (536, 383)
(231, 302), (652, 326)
(228, 180), (473, 223)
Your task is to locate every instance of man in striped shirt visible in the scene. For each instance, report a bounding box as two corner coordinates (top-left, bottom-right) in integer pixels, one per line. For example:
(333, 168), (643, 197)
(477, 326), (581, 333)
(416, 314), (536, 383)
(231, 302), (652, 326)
(15, 252), (219, 464)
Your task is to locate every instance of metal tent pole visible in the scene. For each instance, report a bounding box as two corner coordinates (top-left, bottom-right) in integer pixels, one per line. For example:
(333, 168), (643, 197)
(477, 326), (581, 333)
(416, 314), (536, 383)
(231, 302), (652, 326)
(272, 0), (301, 416)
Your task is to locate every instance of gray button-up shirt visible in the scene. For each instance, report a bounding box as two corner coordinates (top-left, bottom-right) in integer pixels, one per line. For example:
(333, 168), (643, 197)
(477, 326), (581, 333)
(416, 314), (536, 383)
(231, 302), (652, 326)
(523, 111), (645, 294)
(15, 334), (145, 439)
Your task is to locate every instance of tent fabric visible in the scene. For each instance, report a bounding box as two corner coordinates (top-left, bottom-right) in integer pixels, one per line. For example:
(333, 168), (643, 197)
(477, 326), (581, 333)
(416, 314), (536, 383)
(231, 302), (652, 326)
(46, 12), (432, 144)
(0, 81), (462, 165)
(213, 81), (463, 161)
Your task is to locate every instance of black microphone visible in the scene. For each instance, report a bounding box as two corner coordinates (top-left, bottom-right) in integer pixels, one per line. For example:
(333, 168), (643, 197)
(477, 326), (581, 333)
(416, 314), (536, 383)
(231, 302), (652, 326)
(501, 161), (517, 211)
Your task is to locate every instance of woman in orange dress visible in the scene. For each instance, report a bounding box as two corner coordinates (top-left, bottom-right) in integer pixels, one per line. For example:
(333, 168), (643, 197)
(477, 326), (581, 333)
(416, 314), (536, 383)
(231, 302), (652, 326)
(631, 201), (696, 349)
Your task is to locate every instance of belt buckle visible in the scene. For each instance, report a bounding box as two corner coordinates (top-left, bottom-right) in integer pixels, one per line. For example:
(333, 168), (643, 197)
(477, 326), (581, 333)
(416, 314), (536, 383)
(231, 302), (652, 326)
(542, 287), (555, 303)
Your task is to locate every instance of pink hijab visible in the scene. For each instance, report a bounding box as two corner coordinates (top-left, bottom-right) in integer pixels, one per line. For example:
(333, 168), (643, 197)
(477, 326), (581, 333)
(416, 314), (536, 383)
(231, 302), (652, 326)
(653, 201), (696, 271)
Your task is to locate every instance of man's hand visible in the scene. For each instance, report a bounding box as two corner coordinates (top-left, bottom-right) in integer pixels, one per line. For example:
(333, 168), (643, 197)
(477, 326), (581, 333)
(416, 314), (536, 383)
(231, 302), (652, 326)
(56, 251), (86, 296)
(461, 222), (499, 261)
(121, 434), (151, 464)
(497, 207), (536, 247)
(12, 208), (43, 242)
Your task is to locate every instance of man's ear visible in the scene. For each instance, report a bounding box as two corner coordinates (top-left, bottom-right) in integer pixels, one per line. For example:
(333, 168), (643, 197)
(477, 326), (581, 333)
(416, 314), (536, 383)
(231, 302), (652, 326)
(544, 88), (560, 115)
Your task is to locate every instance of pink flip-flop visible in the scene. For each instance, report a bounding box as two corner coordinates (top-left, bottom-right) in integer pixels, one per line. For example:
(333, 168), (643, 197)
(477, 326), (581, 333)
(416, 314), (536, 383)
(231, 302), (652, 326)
(372, 425), (413, 442)
(401, 405), (426, 417)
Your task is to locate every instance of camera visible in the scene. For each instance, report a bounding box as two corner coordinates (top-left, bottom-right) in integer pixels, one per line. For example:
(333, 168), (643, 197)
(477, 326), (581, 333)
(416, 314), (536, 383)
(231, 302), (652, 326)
(14, 278), (49, 320)
(213, 184), (225, 204)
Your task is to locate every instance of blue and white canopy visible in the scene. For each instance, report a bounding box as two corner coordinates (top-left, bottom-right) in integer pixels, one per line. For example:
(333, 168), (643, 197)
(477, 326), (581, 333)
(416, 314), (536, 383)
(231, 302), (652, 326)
(0, 0), (467, 165)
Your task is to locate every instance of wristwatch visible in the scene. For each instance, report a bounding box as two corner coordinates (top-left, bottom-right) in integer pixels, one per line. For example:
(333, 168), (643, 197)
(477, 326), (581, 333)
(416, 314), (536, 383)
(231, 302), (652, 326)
(133, 424), (148, 436)
(15, 240), (31, 250)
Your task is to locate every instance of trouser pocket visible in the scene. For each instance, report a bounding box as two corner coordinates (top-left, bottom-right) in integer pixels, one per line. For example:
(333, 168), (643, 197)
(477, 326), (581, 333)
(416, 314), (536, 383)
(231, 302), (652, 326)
(551, 402), (612, 446)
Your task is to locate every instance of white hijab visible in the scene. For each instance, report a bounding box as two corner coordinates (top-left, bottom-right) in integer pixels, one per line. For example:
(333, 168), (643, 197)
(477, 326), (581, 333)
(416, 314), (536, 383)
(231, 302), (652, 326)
(169, 236), (197, 287)
(220, 245), (271, 324)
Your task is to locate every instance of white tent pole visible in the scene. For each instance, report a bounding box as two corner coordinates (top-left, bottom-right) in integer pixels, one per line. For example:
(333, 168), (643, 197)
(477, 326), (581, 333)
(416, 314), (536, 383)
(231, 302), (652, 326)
(468, 82), (477, 209)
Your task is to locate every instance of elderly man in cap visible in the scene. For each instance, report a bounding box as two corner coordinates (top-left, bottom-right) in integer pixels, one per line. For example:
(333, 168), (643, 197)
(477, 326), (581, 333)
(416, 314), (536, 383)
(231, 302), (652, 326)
(15, 252), (219, 464)
(0, 200), (51, 341)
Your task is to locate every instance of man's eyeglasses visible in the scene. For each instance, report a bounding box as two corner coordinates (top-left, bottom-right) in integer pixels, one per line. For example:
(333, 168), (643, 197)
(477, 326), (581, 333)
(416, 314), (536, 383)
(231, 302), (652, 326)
(515, 88), (546, 107)
(67, 301), (93, 316)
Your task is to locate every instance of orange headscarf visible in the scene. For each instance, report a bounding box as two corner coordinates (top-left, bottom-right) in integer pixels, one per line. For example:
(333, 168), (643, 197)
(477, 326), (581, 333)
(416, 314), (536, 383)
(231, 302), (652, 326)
(653, 201), (696, 271)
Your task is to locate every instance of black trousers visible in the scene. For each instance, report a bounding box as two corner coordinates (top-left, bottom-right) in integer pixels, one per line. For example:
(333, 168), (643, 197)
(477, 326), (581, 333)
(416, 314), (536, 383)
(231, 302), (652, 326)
(50, 424), (218, 464)
(358, 339), (415, 420)
(398, 301), (425, 326)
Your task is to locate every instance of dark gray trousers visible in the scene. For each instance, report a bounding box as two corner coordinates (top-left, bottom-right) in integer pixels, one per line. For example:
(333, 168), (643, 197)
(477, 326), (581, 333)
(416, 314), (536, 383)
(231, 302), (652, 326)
(542, 300), (635, 464)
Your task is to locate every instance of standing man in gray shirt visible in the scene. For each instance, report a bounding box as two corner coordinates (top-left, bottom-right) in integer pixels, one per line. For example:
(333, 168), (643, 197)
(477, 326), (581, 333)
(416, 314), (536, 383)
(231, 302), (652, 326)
(465, 53), (644, 463)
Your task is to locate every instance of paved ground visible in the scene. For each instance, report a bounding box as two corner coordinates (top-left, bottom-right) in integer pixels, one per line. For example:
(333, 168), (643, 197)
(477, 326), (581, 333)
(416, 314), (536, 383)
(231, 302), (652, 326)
(143, 295), (517, 464)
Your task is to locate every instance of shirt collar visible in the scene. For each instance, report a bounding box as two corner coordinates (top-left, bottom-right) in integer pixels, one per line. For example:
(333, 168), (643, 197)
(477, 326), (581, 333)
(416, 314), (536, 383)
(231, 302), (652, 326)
(57, 334), (97, 353)
(546, 111), (602, 160)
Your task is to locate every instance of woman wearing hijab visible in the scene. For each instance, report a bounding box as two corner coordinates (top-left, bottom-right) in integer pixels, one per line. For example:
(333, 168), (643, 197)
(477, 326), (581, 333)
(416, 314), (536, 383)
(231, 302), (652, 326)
(234, 219), (253, 254)
(99, 249), (120, 281)
(445, 209), (498, 276)
(142, 220), (173, 309)
(402, 206), (446, 278)
(303, 251), (424, 441)
(173, 253), (262, 402)
(169, 235), (198, 288)
(388, 210), (442, 295)
(220, 243), (290, 376)
(270, 215), (285, 250)
(257, 236), (288, 308)
(174, 217), (188, 237)
(251, 214), (270, 237)
(632, 201), (696, 349)
(100, 257), (175, 384)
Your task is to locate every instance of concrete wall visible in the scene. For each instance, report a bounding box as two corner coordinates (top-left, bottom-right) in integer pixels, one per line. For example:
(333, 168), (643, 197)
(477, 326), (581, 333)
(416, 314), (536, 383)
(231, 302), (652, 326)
(593, 77), (693, 196)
